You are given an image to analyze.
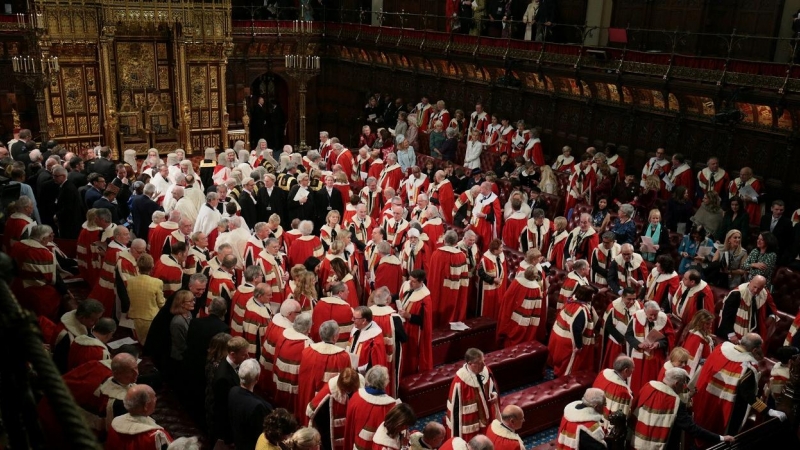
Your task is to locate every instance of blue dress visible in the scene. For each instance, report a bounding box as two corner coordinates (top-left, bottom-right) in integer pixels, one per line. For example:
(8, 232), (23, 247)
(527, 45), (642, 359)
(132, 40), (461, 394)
(678, 236), (715, 274)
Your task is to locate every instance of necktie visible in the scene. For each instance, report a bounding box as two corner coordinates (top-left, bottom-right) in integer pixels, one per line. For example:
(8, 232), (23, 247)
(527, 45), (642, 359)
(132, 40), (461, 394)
(647, 321), (654, 333)
(739, 181), (745, 190)
(536, 225), (543, 248)
(771, 217), (777, 232)
(496, 256), (503, 279)
(331, 229), (337, 240)
(625, 308), (630, 322)
(678, 287), (690, 313)
(709, 172), (715, 187)
(275, 256), (282, 267)
(350, 329), (361, 352)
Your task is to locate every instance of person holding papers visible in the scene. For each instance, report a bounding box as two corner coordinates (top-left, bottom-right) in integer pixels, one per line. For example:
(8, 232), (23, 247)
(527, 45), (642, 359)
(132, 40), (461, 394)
(640, 209), (670, 263)
(677, 226), (716, 274)
(625, 300), (675, 396)
(288, 173), (316, 223)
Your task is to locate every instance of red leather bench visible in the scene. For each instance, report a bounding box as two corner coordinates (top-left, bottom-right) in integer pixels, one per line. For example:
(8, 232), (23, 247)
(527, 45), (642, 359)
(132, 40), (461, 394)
(771, 267), (800, 315)
(432, 316), (497, 367)
(502, 370), (597, 437)
(398, 340), (549, 417)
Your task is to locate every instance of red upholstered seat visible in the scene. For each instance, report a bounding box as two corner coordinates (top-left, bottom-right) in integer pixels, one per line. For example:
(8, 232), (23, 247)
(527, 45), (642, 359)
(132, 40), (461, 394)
(53, 238), (78, 259)
(431, 316), (497, 366)
(771, 267), (800, 314)
(710, 286), (728, 314)
(501, 370), (597, 437)
(539, 193), (563, 220)
(503, 247), (525, 283)
(398, 341), (548, 417)
(767, 311), (796, 354)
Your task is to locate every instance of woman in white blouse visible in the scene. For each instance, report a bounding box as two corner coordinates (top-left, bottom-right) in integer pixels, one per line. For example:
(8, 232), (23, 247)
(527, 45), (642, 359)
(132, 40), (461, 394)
(464, 128), (483, 170)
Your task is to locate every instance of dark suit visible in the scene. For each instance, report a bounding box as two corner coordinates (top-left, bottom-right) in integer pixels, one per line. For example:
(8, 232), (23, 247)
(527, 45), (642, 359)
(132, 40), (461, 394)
(37, 177), (59, 229)
(183, 315), (230, 416)
(288, 184), (316, 222)
(84, 186), (103, 210)
(238, 189), (259, 230)
(56, 181), (84, 238)
(314, 186), (344, 229)
(131, 194), (162, 241)
(67, 171), (87, 189)
(212, 359), (240, 444)
(93, 157), (116, 183)
(257, 186), (287, 224)
(111, 178), (132, 221)
(761, 215), (793, 264)
(93, 197), (121, 225)
(228, 387), (273, 450)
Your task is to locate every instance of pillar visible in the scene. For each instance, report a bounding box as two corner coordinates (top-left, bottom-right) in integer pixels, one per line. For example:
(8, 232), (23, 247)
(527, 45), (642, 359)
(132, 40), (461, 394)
(585, 0), (614, 47)
(775, 0), (800, 63)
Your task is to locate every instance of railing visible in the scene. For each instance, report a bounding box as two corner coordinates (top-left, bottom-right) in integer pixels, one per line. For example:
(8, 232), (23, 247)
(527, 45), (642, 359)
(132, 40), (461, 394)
(706, 418), (784, 449)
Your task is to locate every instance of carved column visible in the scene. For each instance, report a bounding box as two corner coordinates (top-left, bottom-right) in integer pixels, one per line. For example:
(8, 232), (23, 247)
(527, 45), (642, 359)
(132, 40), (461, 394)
(220, 41), (233, 149)
(98, 26), (118, 156)
(174, 26), (192, 153)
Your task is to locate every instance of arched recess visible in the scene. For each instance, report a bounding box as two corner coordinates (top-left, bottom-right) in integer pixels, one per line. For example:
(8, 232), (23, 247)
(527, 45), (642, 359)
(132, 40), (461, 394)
(249, 72), (290, 150)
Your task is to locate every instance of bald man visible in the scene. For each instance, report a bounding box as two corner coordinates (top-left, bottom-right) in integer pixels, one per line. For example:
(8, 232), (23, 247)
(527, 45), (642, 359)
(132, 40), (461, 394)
(409, 422), (447, 450)
(485, 406), (525, 450)
(107, 384), (173, 448)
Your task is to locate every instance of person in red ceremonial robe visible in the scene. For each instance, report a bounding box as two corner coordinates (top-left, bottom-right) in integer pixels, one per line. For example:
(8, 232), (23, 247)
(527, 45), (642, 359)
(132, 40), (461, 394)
(783, 309), (800, 348)
(510, 122), (529, 161)
(355, 146), (373, 182)
(202, 255), (236, 318)
(552, 146), (576, 174)
(477, 239), (507, 320)
(348, 306), (388, 375)
(343, 366), (399, 450)
(256, 237), (287, 313)
(496, 267), (544, 349)
(606, 244), (648, 296)
(212, 148), (237, 186)
(625, 300), (675, 397)
(382, 205), (411, 251)
(657, 347), (691, 382)
(496, 118), (514, 154)
(728, 167), (762, 226)
(297, 320), (351, 417)
(555, 388), (606, 450)
(76, 209), (105, 287)
(693, 333), (788, 438)
(359, 125), (377, 149)
(272, 313), (313, 413)
(428, 231), (469, 328)
(486, 405), (525, 450)
(318, 240), (347, 291)
(360, 178), (384, 222)
(599, 288), (642, 370)
(592, 356), (635, 419)
(331, 143), (355, 183)
(468, 103), (489, 137)
(518, 209), (552, 254)
(9, 224), (73, 320)
(446, 348), (500, 442)
(88, 226), (131, 318)
(397, 270), (433, 376)
(661, 152), (694, 200)
(67, 317), (116, 371)
(311, 283), (355, 347)
(428, 100), (451, 133)
(603, 144), (625, 181)
(643, 254), (679, 307)
(148, 210), (181, 260)
(2, 196), (35, 252)
(307, 368), (363, 450)
(716, 275), (777, 346)
(412, 96), (433, 135)
(557, 260), (590, 311)
(501, 196), (527, 252)
(243, 222), (270, 267)
(564, 155), (596, 217)
(319, 131), (333, 163)
(378, 153), (404, 193)
(631, 368), (734, 450)
(288, 220), (324, 267)
(667, 269), (714, 324)
(563, 213), (599, 265)
(549, 285), (600, 377)
(347, 204), (375, 250)
(679, 310), (715, 379)
(106, 384), (172, 449)
(373, 241), (403, 296)
(258, 300), (300, 395)
(400, 228), (429, 277)
(470, 182), (502, 253)
(230, 266), (263, 336)
(525, 128), (545, 166)
(697, 156), (728, 201)
(640, 147), (671, 188)
(429, 170), (456, 224)
(421, 207), (445, 252)
(403, 166), (430, 207)
(90, 210), (118, 287)
(241, 283), (272, 358)
(369, 287), (407, 397)
(546, 217), (569, 271)
(590, 232), (620, 287)
(368, 148), (386, 183)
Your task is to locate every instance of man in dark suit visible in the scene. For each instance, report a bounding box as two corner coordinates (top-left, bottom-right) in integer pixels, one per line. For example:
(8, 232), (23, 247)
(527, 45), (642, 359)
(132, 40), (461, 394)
(131, 183), (163, 241)
(228, 359), (272, 450)
(52, 166), (84, 238)
(314, 173), (344, 230)
(83, 172), (107, 210)
(93, 147), (117, 183)
(110, 163), (132, 222)
(238, 177), (259, 230)
(213, 336), (249, 446)
(93, 186), (122, 225)
(11, 129), (33, 161)
(760, 199), (793, 265)
(67, 157), (87, 188)
(257, 173), (287, 224)
(251, 96), (268, 148)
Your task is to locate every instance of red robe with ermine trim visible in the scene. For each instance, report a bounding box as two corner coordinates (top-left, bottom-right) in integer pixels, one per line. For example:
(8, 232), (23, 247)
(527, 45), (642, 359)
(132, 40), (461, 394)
(470, 193), (502, 253)
(3, 212), (34, 252)
(152, 255), (184, 298)
(311, 296), (355, 347)
(548, 300), (599, 377)
(643, 269), (680, 305)
(67, 334), (110, 371)
(547, 231), (569, 271)
(297, 342), (351, 419)
(76, 222), (103, 286)
(670, 279), (715, 325)
(599, 297), (642, 370)
(373, 254), (403, 295)
(445, 365), (499, 441)
(272, 328), (313, 413)
(680, 330), (714, 379)
(344, 388), (399, 450)
(288, 235), (324, 267)
(306, 374), (364, 448)
(496, 276), (544, 349)
(230, 283), (255, 336)
(88, 240), (127, 318)
(428, 179), (455, 224)
(258, 313), (292, 396)
(427, 246), (470, 328)
(630, 381), (681, 450)
(555, 400), (606, 450)
(486, 419), (524, 450)
(398, 282), (433, 376)
(628, 309), (675, 397)
(241, 297), (271, 358)
(478, 250), (507, 319)
(106, 414), (173, 449)
(378, 164), (403, 193)
(502, 212), (527, 251)
(9, 238), (61, 319)
(591, 368), (634, 418)
(347, 322), (388, 374)
(557, 271), (590, 311)
(369, 305), (402, 397)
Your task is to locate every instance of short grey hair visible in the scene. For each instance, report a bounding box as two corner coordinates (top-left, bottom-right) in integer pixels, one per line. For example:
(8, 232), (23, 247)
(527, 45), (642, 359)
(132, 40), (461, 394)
(468, 435), (494, 450)
(299, 220), (314, 235)
(619, 203), (635, 218)
(254, 222), (268, 233)
(95, 208), (112, 223)
(144, 183), (156, 196)
(206, 192), (219, 202)
(131, 238), (146, 252)
(152, 210), (165, 222)
(280, 299), (301, 317)
(372, 287), (391, 306)
(208, 297), (227, 318)
(613, 356), (634, 372)
(167, 437), (201, 450)
(443, 230), (458, 246)
(318, 320), (340, 344)
(293, 312), (312, 334)
(446, 127), (457, 138)
(740, 333), (763, 352)
(238, 359), (261, 386)
(244, 265), (262, 282)
(643, 300), (660, 312)
(29, 224), (53, 241)
(377, 241), (392, 255)
(330, 282), (347, 296)
(365, 365), (389, 390)
(582, 387), (605, 408)
(663, 367), (689, 388)
(572, 259), (589, 272)
(189, 273), (208, 287)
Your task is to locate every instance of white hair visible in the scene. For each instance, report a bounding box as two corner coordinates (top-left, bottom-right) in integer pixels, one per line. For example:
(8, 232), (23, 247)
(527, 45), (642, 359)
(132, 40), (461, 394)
(238, 359), (261, 385)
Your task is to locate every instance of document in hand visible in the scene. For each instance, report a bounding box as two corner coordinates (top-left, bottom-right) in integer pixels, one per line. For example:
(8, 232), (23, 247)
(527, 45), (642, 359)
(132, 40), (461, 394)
(640, 236), (657, 253)
(294, 187), (309, 201)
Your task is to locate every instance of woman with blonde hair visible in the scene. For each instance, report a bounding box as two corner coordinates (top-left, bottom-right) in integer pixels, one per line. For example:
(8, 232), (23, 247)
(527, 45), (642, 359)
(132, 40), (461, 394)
(679, 309), (715, 378)
(657, 346), (691, 381)
(464, 128), (483, 170)
(635, 174), (661, 217)
(290, 271), (318, 311)
(286, 427), (321, 450)
(640, 209), (669, 262)
(429, 120), (445, 158)
(320, 210), (343, 251)
(691, 190), (724, 239)
(709, 229), (748, 288)
(547, 216), (570, 270)
(405, 114), (419, 150)
(539, 164), (559, 195)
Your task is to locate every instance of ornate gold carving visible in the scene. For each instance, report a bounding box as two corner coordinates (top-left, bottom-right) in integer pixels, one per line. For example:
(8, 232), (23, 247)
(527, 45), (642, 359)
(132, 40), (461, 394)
(211, 93), (218, 109)
(63, 67), (86, 113)
(192, 111), (200, 128)
(86, 67), (96, 91)
(210, 67), (218, 89)
(89, 96), (98, 113)
(66, 116), (76, 134)
(190, 66), (207, 107)
(211, 110), (219, 126)
(52, 97), (62, 115)
(12, 109), (20, 129)
(79, 116), (88, 134)
(50, 77), (59, 94)
(202, 111), (210, 128)
(158, 66), (170, 90)
(117, 42), (155, 89)
(53, 118), (64, 136)
(157, 43), (167, 60)
(91, 115), (99, 133)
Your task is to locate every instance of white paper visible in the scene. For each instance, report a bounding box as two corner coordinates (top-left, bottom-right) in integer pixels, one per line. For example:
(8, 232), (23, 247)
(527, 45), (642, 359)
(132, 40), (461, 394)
(119, 316), (135, 329)
(738, 185), (759, 201)
(696, 246), (713, 258)
(349, 352), (359, 369)
(107, 337), (138, 350)
(450, 322), (470, 331)
(714, 243), (725, 251)
(293, 187), (309, 201)
(540, 261), (551, 270)
(360, 171), (368, 180)
(676, 222), (687, 235)
(640, 236), (657, 253)
(368, 114), (376, 120)
(664, 178), (674, 191)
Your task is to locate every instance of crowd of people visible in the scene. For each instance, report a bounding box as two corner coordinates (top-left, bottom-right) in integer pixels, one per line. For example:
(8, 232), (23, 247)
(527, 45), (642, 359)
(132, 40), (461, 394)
(2, 87), (800, 450)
